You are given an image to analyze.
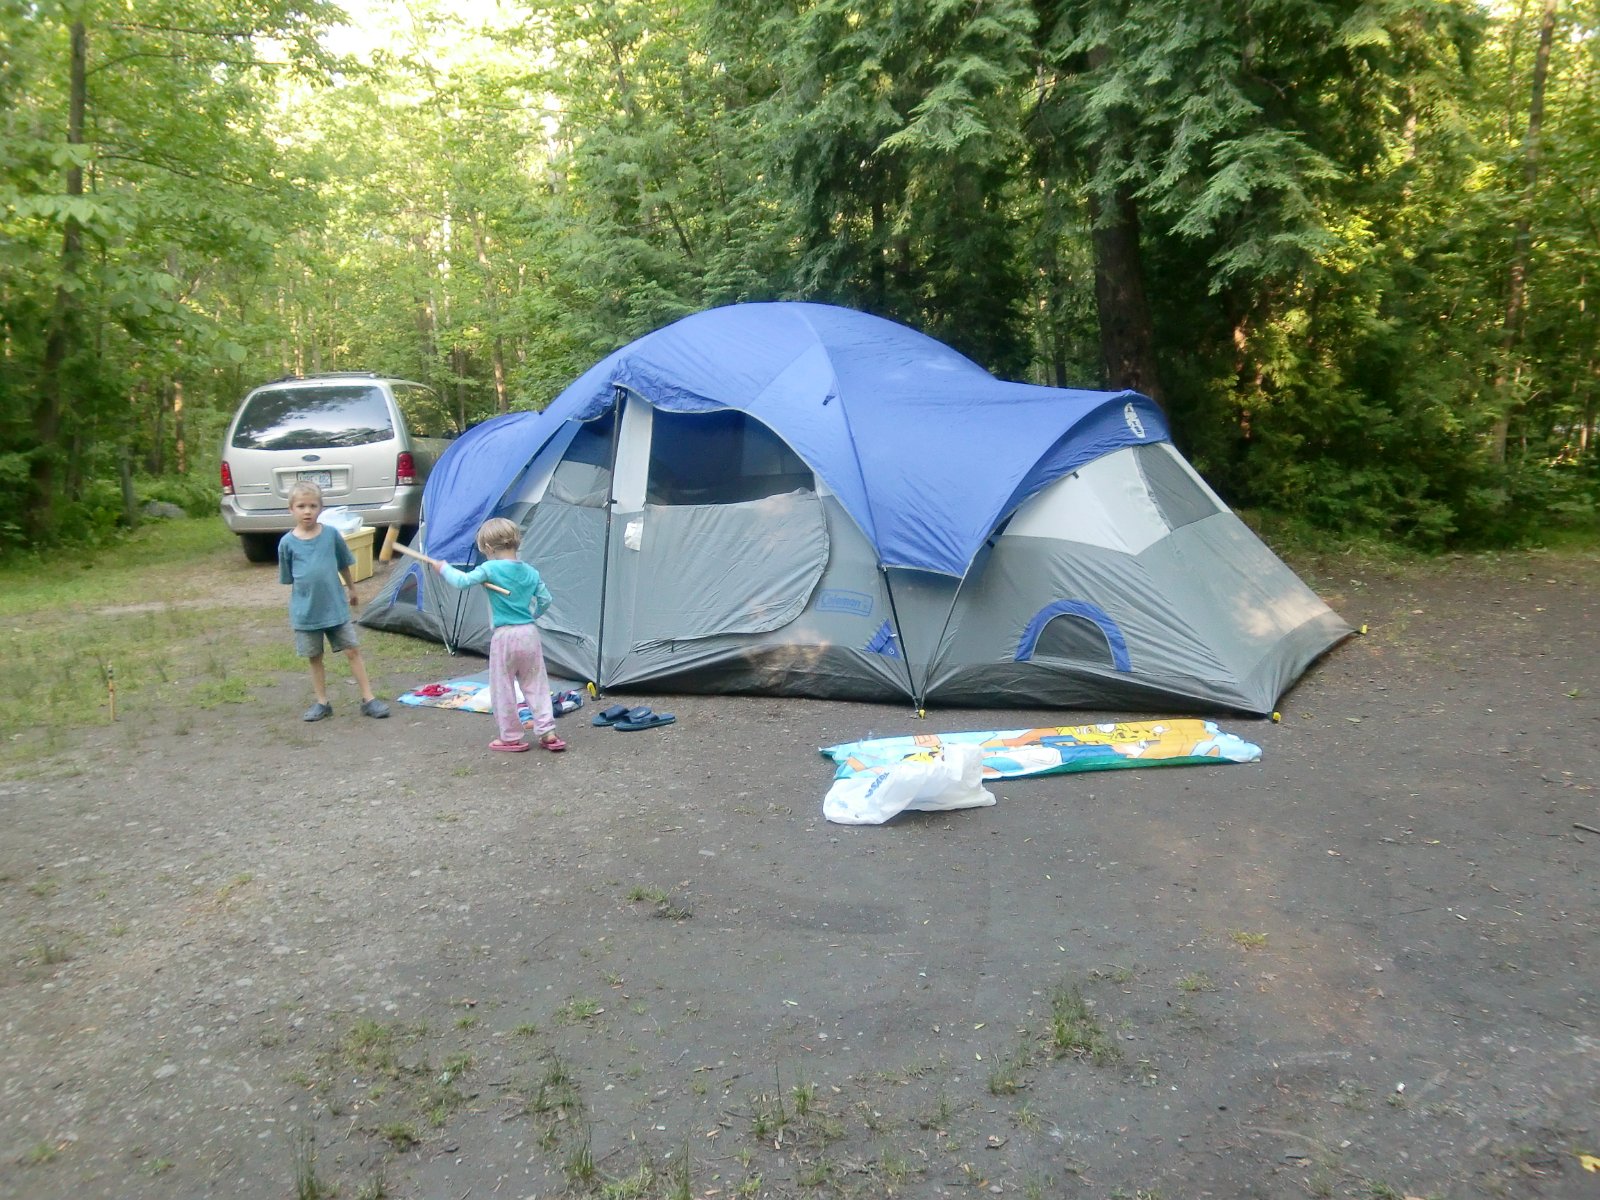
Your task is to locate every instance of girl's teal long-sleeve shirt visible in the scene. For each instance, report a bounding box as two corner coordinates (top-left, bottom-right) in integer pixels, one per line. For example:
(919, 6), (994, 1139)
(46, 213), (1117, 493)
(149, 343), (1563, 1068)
(439, 560), (552, 628)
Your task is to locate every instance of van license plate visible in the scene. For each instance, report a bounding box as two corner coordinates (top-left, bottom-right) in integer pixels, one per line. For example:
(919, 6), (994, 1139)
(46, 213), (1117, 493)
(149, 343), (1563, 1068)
(298, 470), (332, 489)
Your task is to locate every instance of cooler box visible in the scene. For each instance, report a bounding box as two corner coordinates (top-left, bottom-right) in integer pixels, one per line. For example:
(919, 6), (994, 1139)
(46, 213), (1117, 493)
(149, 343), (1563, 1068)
(342, 525), (375, 582)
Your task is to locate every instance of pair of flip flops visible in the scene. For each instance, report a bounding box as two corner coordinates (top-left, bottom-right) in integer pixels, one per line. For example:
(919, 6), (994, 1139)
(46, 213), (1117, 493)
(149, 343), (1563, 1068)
(592, 704), (676, 731)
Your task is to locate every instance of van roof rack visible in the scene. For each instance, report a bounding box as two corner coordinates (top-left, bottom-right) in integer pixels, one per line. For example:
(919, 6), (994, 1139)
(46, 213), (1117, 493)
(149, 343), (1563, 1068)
(264, 371), (382, 384)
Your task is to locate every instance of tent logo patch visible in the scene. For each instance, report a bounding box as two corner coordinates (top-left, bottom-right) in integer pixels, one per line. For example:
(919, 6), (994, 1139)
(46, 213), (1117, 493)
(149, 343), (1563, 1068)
(818, 589), (873, 616)
(1124, 403), (1146, 439)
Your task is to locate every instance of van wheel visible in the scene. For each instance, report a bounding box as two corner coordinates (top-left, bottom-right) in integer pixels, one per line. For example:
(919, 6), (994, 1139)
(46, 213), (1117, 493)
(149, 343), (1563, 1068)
(239, 533), (278, 563)
(397, 524), (419, 548)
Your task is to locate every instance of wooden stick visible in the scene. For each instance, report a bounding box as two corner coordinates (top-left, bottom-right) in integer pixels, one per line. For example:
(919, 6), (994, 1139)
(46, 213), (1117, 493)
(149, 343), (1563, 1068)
(392, 542), (511, 594)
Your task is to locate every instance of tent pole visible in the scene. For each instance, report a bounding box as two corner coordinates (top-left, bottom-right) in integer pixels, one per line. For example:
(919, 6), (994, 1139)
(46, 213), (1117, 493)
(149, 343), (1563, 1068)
(592, 387), (626, 689)
(879, 568), (925, 711)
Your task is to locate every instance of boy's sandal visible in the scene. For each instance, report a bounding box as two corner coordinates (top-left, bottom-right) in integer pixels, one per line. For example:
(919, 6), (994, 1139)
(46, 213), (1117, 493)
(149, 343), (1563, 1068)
(539, 733), (568, 752)
(591, 703), (630, 727)
(613, 711), (675, 732)
(302, 701), (333, 722)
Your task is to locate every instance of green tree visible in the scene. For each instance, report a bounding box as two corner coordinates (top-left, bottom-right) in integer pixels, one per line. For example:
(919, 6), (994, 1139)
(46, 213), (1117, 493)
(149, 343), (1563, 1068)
(0, 0), (340, 548)
(750, 0), (1039, 372)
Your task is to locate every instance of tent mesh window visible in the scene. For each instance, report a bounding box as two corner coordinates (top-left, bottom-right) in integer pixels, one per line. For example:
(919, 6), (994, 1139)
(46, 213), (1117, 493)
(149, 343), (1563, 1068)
(1032, 612), (1123, 669)
(547, 412), (614, 507)
(1132, 443), (1220, 530)
(646, 409), (814, 505)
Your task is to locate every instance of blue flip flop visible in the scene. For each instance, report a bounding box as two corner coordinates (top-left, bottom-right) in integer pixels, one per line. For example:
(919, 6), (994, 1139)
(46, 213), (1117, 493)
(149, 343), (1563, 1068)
(592, 703), (632, 727)
(614, 711), (675, 731)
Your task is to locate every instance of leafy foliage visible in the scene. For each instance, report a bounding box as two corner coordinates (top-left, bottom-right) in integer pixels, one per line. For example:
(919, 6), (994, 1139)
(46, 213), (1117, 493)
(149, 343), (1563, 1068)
(1, 0), (1597, 556)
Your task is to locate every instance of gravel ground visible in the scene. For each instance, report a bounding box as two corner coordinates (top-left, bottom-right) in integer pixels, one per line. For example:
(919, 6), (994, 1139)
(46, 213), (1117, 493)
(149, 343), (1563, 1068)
(1, 549), (1597, 1200)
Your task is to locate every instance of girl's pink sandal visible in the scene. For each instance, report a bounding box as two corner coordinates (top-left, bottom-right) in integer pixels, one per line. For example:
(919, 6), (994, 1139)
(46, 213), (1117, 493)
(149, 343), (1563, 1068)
(539, 733), (568, 752)
(490, 738), (531, 753)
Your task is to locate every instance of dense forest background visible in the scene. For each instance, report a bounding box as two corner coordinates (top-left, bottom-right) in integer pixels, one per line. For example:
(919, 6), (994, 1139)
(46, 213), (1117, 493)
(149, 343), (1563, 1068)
(1, 0), (1596, 554)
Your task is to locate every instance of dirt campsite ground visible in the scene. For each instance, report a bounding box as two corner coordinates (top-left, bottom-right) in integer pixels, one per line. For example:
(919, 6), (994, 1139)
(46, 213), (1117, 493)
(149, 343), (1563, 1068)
(2, 543), (1597, 1200)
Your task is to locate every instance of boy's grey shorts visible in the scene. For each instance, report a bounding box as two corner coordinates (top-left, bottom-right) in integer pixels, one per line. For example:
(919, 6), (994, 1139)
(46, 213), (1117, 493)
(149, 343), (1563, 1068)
(295, 622), (361, 658)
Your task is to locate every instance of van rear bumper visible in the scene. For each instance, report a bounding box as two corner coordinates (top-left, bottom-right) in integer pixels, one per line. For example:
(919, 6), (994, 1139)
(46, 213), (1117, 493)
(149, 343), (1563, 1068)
(220, 490), (421, 534)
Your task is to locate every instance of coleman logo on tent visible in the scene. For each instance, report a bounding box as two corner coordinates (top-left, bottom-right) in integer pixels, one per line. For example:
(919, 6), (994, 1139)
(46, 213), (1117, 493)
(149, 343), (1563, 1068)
(1124, 403), (1145, 439)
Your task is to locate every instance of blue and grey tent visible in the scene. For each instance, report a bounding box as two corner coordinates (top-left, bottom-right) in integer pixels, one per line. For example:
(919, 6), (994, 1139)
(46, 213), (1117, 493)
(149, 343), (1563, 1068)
(361, 302), (1350, 714)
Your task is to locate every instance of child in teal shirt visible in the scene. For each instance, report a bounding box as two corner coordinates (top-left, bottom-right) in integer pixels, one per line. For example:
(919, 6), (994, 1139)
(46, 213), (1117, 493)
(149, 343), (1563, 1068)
(433, 517), (565, 753)
(278, 482), (389, 722)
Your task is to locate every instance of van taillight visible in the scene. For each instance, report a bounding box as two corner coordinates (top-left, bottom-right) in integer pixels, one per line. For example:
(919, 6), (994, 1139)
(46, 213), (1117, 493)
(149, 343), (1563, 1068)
(396, 451), (416, 486)
(220, 461), (235, 494)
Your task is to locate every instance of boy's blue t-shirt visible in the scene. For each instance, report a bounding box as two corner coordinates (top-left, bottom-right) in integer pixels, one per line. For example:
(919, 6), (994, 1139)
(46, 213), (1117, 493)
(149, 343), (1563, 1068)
(278, 525), (355, 631)
(440, 559), (552, 628)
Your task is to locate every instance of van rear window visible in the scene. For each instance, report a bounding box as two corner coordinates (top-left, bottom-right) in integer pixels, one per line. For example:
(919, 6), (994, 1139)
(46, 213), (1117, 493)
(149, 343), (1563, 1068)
(231, 385), (394, 450)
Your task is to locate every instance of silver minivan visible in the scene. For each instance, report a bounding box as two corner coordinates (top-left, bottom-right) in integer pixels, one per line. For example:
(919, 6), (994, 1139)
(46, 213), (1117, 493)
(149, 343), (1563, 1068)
(219, 372), (455, 562)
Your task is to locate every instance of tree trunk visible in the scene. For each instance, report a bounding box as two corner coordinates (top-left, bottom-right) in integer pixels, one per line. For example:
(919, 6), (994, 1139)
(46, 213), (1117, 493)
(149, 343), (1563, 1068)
(149, 382), (167, 474)
(30, 20), (88, 543)
(491, 336), (508, 415)
(119, 444), (139, 528)
(471, 215), (509, 413)
(172, 373), (186, 475)
(1492, 0), (1558, 462)
(1088, 183), (1163, 405)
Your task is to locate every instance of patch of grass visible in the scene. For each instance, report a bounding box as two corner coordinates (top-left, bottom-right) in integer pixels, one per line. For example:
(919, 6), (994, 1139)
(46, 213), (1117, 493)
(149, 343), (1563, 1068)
(525, 1053), (581, 1118)
(553, 996), (603, 1024)
(796, 1158), (834, 1187)
(626, 883), (693, 920)
(1228, 930), (1269, 949)
(378, 1122), (419, 1150)
(289, 1128), (331, 1200)
(0, 519), (429, 766)
(563, 1125), (598, 1190)
(791, 1081), (814, 1116)
(601, 1164), (656, 1198)
(915, 1090), (955, 1131)
(192, 676), (251, 707)
(877, 1147), (911, 1189)
(1045, 983), (1121, 1065)
(422, 1078), (466, 1127)
(22, 1141), (62, 1166)
(1176, 972), (1214, 992)
(341, 1018), (407, 1075)
(1089, 963), (1135, 984)
(31, 932), (72, 966)
(355, 1163), (391, 1200)
(1336, 1079), (1369, 1110)
(987, 1039), (1032, 1096)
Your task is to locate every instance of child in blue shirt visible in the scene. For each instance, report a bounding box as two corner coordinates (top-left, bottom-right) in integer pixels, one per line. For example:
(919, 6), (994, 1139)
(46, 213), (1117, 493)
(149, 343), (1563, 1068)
(432, 517), (565, 753)
(278, 482), (390, 722)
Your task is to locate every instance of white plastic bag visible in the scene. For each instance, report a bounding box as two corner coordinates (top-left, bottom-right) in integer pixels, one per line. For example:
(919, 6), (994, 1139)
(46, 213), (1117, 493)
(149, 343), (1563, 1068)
(822, 743), (995, 825)
(321, 506), (364, 534)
